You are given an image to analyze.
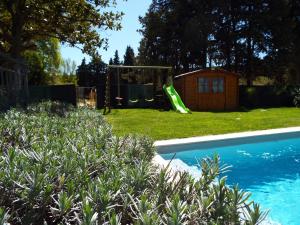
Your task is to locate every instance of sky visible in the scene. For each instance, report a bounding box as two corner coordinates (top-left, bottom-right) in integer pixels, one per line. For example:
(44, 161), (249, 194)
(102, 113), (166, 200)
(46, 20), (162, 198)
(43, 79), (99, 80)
(61, 0), (152, 66)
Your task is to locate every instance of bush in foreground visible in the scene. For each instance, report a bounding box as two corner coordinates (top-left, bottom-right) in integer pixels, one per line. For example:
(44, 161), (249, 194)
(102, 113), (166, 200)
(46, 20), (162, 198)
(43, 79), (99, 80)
(0, 102), (267, 224)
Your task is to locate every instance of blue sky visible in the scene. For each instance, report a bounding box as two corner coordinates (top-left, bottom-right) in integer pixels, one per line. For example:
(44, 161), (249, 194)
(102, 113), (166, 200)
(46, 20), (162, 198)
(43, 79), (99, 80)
(61, 0), (152, 65)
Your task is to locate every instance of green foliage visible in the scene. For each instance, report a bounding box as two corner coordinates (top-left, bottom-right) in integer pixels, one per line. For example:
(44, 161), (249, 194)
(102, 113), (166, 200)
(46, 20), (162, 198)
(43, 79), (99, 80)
(24, 45), (48, 85)
(0, 0), (124, 58)
(0, 102), (266, 224)
(46, 74), (78, 85)
(61, 58), (77, 76)
(24, 38), (64, 85)
(292, 87), (300, 107)
(113, 50), (121, 65)
(123, 46), (136, 66)
(37, 38), (62, 74)
(77, 57), (107, 87)
(139, 0), (300, 84)
(0, 208), (10, 225)
(240, 86), (294, 108)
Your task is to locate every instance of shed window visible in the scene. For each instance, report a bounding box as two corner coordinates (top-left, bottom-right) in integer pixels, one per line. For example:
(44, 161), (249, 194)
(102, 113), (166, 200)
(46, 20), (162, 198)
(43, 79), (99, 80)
(198, 78), (209, 93)
(212, 78), (224, 93)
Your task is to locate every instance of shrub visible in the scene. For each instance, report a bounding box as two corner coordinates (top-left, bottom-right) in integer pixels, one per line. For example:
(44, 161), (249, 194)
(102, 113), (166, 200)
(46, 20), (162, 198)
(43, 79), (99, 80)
(239, 85), (294, 108)
(292, 87), (300, 107)
(0, 102), (267, 224)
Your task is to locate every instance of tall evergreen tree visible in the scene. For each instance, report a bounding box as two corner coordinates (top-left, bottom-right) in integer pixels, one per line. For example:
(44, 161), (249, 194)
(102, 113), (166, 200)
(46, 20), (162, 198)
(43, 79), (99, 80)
(139, 0), (300, 84)
(113, 50), (120, 65)
(123, 46), (135, 65)
(77, 57), (107, 87)
(77, 58), (89, 86)
(139, 0), (215, 73)
(263, 0), (300, 84)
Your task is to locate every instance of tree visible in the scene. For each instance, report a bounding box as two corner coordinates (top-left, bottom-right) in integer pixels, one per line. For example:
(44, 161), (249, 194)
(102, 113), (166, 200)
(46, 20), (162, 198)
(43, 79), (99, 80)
(139, 0), (215, 73)
(77, 57), (107, 87)
(24, 49), (48, 85)
(77, 58), (89, 86)
(0, 0), (124, 61)
(62, 58), (77, 76)
(123, 46), (135, 65)
(0, 0), (124, 105)
(113, 50), (120, 65)
(37, 38), (62, 75)
(24, 38), (63, 85)
(263, 0), (300, 85)
(109, 58), (114, 65)
(139, 0), (300, 85)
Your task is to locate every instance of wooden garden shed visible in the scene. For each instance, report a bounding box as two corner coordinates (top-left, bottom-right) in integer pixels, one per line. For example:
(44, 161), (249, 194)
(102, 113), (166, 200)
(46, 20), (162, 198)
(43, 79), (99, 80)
(174, 69), (239, 111)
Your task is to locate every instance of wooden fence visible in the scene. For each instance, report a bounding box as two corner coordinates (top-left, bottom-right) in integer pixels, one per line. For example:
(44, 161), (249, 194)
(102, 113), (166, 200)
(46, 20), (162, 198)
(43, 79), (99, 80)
(0, 54), (29, 110)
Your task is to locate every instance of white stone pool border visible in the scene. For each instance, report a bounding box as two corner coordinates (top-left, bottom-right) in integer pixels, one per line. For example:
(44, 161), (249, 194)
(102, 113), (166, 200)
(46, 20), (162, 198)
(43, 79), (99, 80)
(154, 127), (300, 154)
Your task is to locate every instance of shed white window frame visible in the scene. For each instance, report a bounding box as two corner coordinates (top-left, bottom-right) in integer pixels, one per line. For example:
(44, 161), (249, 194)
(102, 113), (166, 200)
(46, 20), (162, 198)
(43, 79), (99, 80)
(212, 77), (224, 93)
(198, 77), (210, 93)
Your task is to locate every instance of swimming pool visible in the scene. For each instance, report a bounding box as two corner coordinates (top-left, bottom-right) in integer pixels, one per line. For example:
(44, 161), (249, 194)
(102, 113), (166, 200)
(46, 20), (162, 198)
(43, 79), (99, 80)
(159, 130), (300, 225)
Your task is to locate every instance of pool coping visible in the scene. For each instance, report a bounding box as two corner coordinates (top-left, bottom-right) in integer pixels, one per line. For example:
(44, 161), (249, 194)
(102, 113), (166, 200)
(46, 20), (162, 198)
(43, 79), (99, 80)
(154, 127), (300, 153)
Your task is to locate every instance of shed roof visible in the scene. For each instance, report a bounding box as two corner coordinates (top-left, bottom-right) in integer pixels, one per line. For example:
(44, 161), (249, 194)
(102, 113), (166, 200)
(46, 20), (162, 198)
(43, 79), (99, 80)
(175, 69), (239, 79)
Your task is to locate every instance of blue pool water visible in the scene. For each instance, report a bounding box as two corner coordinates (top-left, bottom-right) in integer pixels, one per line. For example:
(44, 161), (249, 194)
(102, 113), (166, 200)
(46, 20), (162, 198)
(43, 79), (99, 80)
(161, 137), (300, 225)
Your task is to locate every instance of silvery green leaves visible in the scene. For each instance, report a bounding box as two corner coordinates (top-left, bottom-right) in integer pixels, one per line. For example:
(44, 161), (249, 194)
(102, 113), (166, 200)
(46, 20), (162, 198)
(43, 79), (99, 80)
(292, 87), (300, 107)
(0, 208), (9, 225)
(0, 102), (266, 224)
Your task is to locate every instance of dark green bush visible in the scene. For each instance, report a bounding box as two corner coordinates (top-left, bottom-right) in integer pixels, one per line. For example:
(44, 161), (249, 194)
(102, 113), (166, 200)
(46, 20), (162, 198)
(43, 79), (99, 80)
(0, 102), (267, 224)
(292, 87), (300, 107)
(239, 86), (294, 108)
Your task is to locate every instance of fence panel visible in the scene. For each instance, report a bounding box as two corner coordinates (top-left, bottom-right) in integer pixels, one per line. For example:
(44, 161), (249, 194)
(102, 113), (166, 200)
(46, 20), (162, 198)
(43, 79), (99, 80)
(239, 86), (295, 108)
(29, 85), (77, 106)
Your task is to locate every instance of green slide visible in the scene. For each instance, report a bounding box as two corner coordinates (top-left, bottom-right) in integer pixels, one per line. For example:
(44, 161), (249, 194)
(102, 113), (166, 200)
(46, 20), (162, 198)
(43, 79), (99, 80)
(163, 84), (191, 114)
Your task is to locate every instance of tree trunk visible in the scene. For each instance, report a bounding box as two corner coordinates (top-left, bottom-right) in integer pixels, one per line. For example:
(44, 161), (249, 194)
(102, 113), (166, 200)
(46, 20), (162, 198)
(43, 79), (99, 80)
(246, 36), (253, 87)
(8, 0), (28, 106)
(202, 37), (208, 69)
(226, 44), (231, 71)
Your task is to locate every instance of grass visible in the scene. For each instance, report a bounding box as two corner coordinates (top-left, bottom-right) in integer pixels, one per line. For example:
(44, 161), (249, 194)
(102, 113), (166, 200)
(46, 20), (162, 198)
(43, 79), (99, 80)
(105, 107), (300, 140)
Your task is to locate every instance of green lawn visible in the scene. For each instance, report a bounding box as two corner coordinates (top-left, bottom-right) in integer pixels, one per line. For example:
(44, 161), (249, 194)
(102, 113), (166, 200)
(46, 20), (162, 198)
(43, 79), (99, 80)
(105, 108), (300, 140)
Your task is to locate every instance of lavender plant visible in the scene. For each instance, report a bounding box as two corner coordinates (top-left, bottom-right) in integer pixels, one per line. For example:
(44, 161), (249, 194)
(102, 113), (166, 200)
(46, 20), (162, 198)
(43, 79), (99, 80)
(0, 101), (267, 224)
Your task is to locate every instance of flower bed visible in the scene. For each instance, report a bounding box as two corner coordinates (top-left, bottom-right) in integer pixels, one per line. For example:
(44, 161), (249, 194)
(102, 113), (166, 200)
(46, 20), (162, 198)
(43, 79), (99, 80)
(0, 102), (266, 224)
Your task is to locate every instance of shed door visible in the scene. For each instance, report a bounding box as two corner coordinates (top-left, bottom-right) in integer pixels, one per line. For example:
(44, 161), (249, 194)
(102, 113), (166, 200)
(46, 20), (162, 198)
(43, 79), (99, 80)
(197, 76), (225, 110)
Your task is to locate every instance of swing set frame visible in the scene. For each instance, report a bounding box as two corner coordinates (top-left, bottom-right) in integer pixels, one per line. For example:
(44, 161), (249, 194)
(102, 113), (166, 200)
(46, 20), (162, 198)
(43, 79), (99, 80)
(103, 65), (172, 114)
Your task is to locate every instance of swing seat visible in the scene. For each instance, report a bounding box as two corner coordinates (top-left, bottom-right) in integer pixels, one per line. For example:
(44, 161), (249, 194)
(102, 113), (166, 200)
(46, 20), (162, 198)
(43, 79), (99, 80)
(145, 98), (154, 102)
(129, 99), (139, 103)
(115, 96), (123, 106)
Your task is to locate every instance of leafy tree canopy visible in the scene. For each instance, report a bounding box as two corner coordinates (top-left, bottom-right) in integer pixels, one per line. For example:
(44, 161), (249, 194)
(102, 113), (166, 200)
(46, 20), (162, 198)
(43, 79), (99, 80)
(24, 38), (63, 84)
(139, 0), (300, 85)
(0, 0), (124, 60)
